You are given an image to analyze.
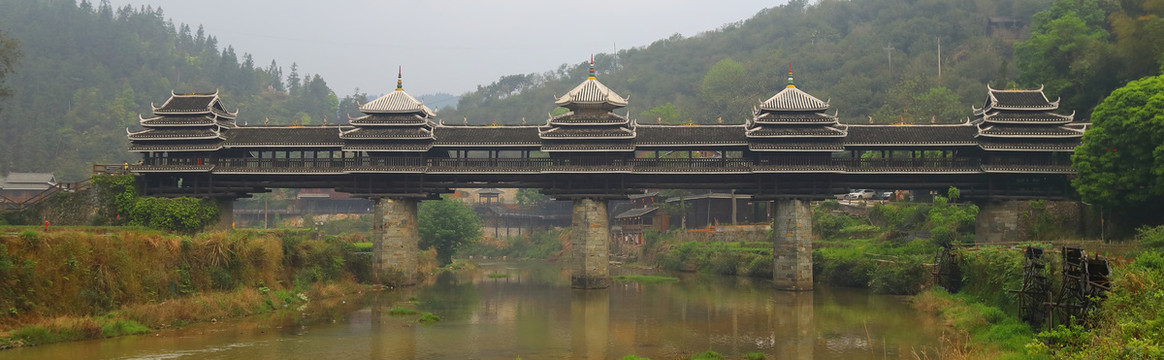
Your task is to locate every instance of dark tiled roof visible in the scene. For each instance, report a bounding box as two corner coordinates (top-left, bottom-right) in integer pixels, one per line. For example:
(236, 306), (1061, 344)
(844, 125), (978, 145)
(540, 141), (635, 152)
(981, 165), (1074, 174)
(758, 87), (829, 111)
(340, 127), (434, 140)
(539, 127), (634, 139)
(635, 125), (746, 145)
(982, 111), (1072, 124)
(989, 89), (1055, 109)
(128, 164), (214, 173)
(978, 125), (1082, 138)
(978, 139), (1080, 151)
(342, 143), (432, 152)
(746, 126), (845, 137)
(548, 112), (629, 125)
(141, 114), (220, 127)
(749, 141), (845, 151)
(130, 142), (223, 152)
(153, 93), (235, 118)
(349, 113), (429, 125)
(433, 126), (541, 146)
(754, 112), (836, 124)
(225, 127), (345, 147)
(129, 128), (221, 140)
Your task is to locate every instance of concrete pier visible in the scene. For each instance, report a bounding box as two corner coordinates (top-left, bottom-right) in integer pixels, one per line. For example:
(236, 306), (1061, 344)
(571, 198), (610, 289)
(772, 199), (813, 291)
(373, 198), (419, 286)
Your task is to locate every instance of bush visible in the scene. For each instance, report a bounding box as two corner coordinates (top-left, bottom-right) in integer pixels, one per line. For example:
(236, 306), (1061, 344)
(868, 256), (928, 295)
(814, 247), (873, 288)
(1136, 225), (1164, 251)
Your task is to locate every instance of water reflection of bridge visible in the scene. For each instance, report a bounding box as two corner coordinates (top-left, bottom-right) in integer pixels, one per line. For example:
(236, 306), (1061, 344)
(125, 65), (1085, 289)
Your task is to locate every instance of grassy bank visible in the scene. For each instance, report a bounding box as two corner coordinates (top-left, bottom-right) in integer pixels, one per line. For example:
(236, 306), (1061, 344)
(0, 228), (389, 348)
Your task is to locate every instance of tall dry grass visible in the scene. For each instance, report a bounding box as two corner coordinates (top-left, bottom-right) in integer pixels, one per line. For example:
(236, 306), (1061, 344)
(0, 229), (361, 330)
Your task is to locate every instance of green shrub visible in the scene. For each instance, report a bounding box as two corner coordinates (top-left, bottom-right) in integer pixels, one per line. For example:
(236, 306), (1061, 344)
(814, 247), (872, 288)
(388, 306), (419, 316)
(101, 320), (150, 337)
(418, 312), (441, 324)
(689, 351), (724, 360)
(708, 252), (739, 275)
(1136, 225), (1164, 251)
(868, 256), (928, 295)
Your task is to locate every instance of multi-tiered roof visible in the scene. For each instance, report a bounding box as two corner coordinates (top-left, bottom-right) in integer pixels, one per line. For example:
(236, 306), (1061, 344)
(340, 69), (436, 152)
(745, 66), (846, 152)
(538, 59), (636, 152)
(128, 90), (237, 152)
(972, 85), (1085, 152)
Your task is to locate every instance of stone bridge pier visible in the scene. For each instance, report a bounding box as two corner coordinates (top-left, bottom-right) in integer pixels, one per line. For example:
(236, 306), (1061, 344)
(570, 198), (611, 289)
(772, 199), (813, 291)
(372, 197), (420, 286)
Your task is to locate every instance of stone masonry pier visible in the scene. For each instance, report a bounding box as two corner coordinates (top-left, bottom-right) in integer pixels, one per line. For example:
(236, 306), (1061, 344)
(373, 198), (419, 285)
(571, 198), (611, 289)
(772, 199), (813, 291)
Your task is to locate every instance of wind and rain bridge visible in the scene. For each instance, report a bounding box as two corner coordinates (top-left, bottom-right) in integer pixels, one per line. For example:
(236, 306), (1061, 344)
(126, 63), (1085, 290)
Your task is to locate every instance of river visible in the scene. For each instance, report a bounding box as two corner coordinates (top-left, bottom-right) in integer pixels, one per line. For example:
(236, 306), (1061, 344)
(2, 262), (944, 359)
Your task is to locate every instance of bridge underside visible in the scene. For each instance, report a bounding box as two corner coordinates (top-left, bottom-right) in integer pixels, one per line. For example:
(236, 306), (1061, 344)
(135, 172), (1074, 201)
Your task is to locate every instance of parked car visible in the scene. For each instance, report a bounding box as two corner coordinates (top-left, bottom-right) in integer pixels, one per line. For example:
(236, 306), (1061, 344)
(879, 191), (894, 200)
(846, 189), (876, 199)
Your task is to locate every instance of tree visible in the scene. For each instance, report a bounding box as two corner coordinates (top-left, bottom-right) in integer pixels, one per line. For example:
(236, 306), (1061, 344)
(1071, 74), (1164, 210)
(700, 58), (751, 121)
(418, 197), (482, 265)
(1015, 1), (1113, 114)
(0, 29), (19, 113)
(514, 188), (547, 207)
(640, 102), (685, 124)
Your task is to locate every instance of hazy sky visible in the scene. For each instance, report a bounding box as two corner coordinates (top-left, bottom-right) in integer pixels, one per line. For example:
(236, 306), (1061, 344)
(103, 0), (779, 98)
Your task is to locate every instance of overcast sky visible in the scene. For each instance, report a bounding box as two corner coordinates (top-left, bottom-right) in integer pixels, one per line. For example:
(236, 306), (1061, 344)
(103, 0), (779, 98)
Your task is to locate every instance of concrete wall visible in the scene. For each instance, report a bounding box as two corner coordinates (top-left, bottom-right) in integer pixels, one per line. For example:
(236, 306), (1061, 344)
(976, 200), (1082, 243)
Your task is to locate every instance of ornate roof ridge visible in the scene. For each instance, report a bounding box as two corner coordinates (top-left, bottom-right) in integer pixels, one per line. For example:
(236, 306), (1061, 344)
(554, 78), (629, 108)
(151, 89), (239, 117)
(756, 86), (830, 112)
(359, 90), (436, 116)
(984, 84), (1059, 110)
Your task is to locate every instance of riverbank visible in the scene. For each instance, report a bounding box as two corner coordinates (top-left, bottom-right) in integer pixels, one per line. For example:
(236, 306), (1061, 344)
(0, 227), (417, 349)
(627, 198), (1159, 359)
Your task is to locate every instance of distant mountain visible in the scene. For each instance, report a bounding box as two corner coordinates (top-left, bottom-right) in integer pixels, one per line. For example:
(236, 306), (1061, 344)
(438, 0), (1051, 126)
(419, 93), (459, 111)
(0, 0), (338, 180)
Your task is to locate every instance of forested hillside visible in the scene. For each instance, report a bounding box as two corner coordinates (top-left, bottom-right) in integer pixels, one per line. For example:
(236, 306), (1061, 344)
(0, 0), (340, 180)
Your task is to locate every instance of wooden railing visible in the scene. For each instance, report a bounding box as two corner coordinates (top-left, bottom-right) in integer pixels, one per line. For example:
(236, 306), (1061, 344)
(129, 156), (1011, 172)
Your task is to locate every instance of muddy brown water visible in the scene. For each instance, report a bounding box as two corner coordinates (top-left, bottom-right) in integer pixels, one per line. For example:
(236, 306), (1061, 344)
(2, 262), (944, 359)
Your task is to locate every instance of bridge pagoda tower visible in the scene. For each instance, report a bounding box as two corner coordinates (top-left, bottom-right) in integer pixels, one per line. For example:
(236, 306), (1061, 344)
(540, 59), (635, 289)
(748, 67), (843, 291)
(973, 85), (1084, 197)
(345, 70), (437, 285)
(127, 90), (239, 228)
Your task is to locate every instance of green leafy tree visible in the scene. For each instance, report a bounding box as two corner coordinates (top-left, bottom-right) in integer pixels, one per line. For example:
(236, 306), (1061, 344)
(640, 102), (685, 124)
(1015, 0), (1114, 113)
(0, 29), (17, 112)
(514, 188), (547, 207)
(418, 197), (482, 265)
(1072, 74), (1164, 209)
(700, 58), (752, 121)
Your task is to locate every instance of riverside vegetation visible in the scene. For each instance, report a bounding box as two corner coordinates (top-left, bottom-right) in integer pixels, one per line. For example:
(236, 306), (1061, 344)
(633, 190), (1162, 359)
(0, 228), (391, 349)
